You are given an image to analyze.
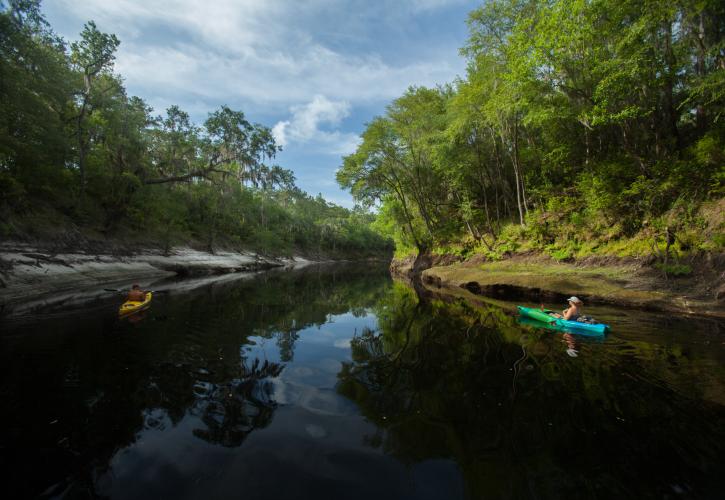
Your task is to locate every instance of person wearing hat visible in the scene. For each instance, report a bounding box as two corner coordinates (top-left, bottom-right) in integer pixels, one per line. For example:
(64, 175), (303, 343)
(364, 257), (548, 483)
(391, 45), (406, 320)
(550, 296), (584, 321)
(126, 283), (146, 302)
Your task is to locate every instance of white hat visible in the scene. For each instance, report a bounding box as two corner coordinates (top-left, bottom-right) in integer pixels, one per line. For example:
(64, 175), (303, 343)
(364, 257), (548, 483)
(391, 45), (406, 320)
(567, 296), (583, 304)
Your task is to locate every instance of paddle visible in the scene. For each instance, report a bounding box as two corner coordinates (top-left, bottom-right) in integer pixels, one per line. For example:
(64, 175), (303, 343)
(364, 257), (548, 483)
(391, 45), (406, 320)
(105, 288), (169, 294)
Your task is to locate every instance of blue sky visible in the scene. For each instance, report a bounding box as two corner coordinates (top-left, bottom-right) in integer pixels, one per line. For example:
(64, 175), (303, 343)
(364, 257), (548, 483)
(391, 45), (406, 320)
(43, 0), (478, 207)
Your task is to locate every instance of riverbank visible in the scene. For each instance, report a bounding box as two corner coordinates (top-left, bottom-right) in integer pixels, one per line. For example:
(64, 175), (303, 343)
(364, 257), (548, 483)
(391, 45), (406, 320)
(394, 252), (725, 319)
(0, 241), (315, 315)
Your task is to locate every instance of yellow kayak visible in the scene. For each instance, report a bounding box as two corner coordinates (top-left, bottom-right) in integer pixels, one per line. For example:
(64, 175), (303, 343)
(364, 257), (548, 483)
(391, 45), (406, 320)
(119, 292), (152, 316)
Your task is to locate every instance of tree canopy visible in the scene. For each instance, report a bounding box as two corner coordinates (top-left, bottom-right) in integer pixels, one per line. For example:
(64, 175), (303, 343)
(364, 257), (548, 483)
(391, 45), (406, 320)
(338, 0), (725, 261)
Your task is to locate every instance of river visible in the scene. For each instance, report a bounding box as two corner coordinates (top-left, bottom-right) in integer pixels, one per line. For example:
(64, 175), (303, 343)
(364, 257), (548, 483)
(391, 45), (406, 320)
(1, 263), (723, 499)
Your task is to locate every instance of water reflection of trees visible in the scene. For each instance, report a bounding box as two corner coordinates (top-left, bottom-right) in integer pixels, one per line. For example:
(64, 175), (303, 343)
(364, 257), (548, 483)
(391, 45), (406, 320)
(338, 281), (725, 499)
(2, 263), (392, 498)
(191, 358), (283, 447)
(134, 264), (391, 449)
(238, 264), (391, 361)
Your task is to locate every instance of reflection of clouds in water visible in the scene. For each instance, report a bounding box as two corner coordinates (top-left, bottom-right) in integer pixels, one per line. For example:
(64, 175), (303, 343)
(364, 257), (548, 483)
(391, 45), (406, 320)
(271, 378), (357, 416)
(305, 424), (327, 438)
(289, 366), (315, 377)
(287, 359), (340, 377)
(317, 357), (342, 373)
(333, 338), (352, 349)
(298, 313), (379, 345)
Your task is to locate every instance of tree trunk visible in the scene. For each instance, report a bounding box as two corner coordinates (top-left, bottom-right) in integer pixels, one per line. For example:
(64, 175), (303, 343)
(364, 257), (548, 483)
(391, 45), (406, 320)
(513, 161), (524, 226)
(474, 139), (495, 235)
(695, 13), (707, 131)
(663, 19), (680, 148)
(507, 119), (525, 226)
(514, 119), (529, 216)
(387, 167), (424, 252)
(411, 243), (432, 275)
(77, 98), (88, 195)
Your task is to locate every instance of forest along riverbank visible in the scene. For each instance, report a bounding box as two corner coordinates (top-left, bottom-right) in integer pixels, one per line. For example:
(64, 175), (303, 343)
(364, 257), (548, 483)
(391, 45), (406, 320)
(392, 253), (725, 319)
(0, 241), (317, 315)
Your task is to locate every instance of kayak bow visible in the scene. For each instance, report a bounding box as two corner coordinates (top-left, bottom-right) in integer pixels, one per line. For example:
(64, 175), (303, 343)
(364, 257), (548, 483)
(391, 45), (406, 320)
(119, 292), (153, 317)
(517, 306), (609, 336)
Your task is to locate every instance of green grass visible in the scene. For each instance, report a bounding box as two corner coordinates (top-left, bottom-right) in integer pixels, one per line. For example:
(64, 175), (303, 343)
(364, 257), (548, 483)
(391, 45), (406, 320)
(654, 262), (693, 276)
(476, 260), (631, 280)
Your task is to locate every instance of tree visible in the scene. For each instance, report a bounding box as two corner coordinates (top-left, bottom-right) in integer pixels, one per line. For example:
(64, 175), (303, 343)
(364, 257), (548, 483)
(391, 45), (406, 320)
(0, 0), (72, 203)
(338, 87), (450, 255)
(69, 20), (120, 194)
(144, 105), (286, 188)
(336, 0), (724, 261)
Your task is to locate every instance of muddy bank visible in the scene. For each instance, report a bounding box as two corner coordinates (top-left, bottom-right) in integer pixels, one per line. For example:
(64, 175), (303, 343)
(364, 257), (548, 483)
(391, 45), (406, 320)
(393, 253), (725, 319)
(0, 242), (314, 315)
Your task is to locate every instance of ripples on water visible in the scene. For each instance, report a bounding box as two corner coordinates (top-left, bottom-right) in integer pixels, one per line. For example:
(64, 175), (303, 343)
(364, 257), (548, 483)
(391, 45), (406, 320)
(0, 264), (723, 499)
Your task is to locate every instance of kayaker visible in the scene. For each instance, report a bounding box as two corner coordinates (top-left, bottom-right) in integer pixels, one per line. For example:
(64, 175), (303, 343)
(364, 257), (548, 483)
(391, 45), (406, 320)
(549, 296), (583, 321)
(126, 284), (146, 301)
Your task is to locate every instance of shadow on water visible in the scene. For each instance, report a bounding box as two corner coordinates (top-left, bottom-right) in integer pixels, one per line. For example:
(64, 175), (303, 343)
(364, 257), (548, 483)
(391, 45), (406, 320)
(1, 264), (723, 499)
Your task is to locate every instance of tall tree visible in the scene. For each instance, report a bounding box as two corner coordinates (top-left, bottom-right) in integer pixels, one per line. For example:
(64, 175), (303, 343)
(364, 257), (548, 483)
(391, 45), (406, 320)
(69, 20), (120, 193)
(0, 0), (72, 201)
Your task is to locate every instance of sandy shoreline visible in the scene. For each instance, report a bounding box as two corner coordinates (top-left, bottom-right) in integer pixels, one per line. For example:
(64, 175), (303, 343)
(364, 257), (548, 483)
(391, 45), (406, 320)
(0, 243), (314, 315)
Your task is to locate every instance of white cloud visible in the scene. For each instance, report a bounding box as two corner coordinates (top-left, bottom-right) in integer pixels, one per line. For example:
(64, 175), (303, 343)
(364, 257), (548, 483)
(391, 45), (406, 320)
(274, 95), (350, 144)
(48, 0), (466, 112)
(271, 121), (289, 149)
(272, 95), (359, 154)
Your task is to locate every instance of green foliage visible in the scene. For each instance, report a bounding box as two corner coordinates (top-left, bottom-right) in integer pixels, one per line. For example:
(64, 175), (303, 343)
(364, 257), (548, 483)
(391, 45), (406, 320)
(336, 0), (725, 262)
(0, 3), (392, 257)
(654, 263), (693, 276)
(0, 171), (25, 208)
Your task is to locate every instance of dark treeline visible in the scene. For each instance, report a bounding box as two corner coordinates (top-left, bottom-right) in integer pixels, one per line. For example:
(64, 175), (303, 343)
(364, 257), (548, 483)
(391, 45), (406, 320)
(0, 1), (391, 257)
(338, 0), (724, 264)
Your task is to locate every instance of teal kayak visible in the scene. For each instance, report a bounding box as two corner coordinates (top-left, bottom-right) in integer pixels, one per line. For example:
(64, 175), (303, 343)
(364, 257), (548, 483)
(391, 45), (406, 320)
(517, 306), (609, 336)
(517, 318), (605, 342)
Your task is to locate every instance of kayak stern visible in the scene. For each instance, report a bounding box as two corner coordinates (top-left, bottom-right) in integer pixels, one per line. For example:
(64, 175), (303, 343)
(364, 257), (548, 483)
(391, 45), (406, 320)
(119, 292), (153, 316)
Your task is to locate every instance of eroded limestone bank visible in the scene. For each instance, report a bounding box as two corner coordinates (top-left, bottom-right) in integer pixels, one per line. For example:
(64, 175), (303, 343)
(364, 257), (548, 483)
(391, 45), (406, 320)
(0, 242), (314, 315)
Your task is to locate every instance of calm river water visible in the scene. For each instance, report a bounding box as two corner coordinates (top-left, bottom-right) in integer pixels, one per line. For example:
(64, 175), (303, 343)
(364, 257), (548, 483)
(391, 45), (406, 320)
(1, 264), (724, 499)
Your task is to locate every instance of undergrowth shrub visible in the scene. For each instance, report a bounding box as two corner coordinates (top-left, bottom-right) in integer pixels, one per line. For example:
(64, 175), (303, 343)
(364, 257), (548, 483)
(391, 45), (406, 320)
(654, 262), (692, 276)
